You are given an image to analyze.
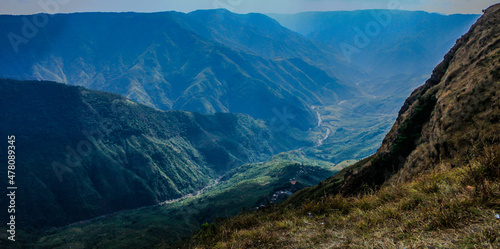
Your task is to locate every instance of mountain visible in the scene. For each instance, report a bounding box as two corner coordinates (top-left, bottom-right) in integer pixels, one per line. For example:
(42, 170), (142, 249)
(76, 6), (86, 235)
(180, 9), (363, 81)
(0, 78), (312, 231)
(1, 7), (496, 248)
(278, 3), (499, 202)
(183, 9), (331, 63)
(0, 11), (359, 131)
(268, 10), (479, 79)
(182, 4), (500, 248)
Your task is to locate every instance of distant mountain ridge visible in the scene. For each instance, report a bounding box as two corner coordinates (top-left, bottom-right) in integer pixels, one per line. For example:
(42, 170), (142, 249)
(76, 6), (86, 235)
(268, 10), (479, 78)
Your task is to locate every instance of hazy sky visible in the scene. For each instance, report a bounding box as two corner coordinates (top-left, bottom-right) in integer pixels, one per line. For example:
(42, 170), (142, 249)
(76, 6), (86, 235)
(1, 0), (499, 15)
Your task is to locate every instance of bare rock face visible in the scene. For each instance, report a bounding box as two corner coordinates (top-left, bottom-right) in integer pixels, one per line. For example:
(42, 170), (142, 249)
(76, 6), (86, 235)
(340, 4), (500, 195)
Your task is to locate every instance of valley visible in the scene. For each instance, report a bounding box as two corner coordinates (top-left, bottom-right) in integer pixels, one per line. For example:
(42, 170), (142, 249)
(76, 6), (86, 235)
(182, 4), (500, 248)
(0, 3), (495, 249)
(31, 151), (341, 248)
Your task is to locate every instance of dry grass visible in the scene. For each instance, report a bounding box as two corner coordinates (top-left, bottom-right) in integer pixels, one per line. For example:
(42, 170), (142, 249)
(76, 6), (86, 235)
(180, 145), (500, 248)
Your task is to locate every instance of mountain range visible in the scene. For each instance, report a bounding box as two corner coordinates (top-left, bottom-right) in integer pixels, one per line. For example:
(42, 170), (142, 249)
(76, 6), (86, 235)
(0, 10), (478, 148)
(0, 10), (360, 131)
(0, 6), (493, 248)
(269, 10), (479, 79)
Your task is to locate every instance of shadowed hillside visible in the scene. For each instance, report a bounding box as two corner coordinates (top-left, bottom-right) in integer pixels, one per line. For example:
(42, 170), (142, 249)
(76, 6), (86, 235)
(0, 79), (311, 232)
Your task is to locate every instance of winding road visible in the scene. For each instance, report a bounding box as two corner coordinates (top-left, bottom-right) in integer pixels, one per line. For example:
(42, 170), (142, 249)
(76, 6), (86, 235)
(314, 109), (331, 146)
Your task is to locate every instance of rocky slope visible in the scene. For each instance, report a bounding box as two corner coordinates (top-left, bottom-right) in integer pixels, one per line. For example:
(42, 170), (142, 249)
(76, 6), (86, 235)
(339, 3), (499, 195)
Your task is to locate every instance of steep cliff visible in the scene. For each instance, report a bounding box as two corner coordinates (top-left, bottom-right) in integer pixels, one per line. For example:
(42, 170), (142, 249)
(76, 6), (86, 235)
(339, 4), (499, 194)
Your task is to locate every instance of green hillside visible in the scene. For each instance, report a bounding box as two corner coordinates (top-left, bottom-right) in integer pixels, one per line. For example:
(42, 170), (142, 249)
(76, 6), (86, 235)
(0, 79), (312, 232)
(16, 151), (340, 248)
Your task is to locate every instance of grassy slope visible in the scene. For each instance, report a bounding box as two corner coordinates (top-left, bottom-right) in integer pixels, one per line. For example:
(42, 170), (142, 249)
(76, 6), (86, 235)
(183, 145), (499, 248)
